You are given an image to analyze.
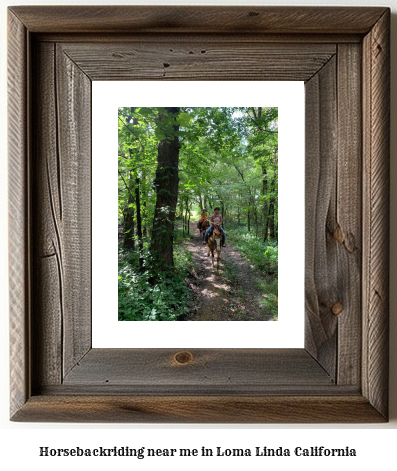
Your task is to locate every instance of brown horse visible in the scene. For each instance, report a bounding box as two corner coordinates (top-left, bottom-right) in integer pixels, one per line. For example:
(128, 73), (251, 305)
(207, 226), (222, 268)
(199, 218), (210, 243)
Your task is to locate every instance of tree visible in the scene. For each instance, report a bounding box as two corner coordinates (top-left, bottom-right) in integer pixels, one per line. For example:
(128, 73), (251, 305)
(149, 107), (181, 268)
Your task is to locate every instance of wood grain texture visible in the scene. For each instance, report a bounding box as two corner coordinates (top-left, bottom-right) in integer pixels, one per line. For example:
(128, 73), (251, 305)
(59, 43), (335, 82)
(362, 10), (390, 419)
(62, 349), (333, 389)
(8, 6), (390, 423)
(32, 42), (62, 388)
(336, 44), (362, 386)
(11, 396), (385, 423)
(304, 56), (338, 379)
(34, 33), (363, 45)
(8, 10), (30, 419)
(9, 6), (386, 34)
(56, 45), (91, 377)
(31, 43), (91, 388)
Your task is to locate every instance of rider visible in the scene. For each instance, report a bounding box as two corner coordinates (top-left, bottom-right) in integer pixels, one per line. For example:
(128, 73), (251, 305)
(198, 208), (208, 230)
(204, 207), (226, 247)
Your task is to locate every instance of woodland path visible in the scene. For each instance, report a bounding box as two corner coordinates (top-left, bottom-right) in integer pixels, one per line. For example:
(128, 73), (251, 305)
(182, 223), (276, 321)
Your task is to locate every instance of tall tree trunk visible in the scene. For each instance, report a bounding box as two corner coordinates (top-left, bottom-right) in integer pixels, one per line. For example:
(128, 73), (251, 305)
(135, 176), (143, 269)
(187, 198), (191, 235)
(273, 197), (278, 241)
(269, 174), (276, 240)
(123, 174), (135, 249)
(123, 207), (135, 249)
(237, 207), (240, 225)
(265, 212), (270, 241)
(254, 205), (258, 238)
(183, 196), (187, 234)
(262, 164), (268, 241)
(150, 107), (180, 269)
(269, 202), (275, 239)
(142, 200), (147, 237)
(123, 109), (140, 250)
(179, 198), (185, 237)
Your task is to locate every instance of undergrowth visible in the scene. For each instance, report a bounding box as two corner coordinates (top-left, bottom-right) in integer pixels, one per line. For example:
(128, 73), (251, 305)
(254, 278), (278, 320)
(226, 224), (278, 319)
(118, 232), (194, 321)
(226, 225), (278, 275)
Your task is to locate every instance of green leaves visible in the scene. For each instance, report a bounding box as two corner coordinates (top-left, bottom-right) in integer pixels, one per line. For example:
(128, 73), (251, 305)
(227, 226), (278, 276)
(118, 106), (278, 320)
(177, 112), (191, 127)
(118, 243), (191, 321)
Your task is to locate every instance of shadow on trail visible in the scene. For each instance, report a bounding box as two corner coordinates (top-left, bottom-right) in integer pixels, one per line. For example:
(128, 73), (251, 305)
(181, 223), (276, 321)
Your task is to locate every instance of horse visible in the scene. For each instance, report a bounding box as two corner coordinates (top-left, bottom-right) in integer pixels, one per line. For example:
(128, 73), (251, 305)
(207, 226), (223, 268)
(199, 218), (210, 243)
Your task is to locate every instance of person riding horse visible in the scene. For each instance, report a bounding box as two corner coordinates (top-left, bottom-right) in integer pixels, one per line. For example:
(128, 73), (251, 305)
(197, 208), (208, 230)
(204, 207), (226, 247)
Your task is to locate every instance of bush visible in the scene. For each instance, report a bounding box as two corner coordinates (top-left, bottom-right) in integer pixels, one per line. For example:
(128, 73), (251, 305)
(226, 226), (278, 276)
(118, 240), (192, 321)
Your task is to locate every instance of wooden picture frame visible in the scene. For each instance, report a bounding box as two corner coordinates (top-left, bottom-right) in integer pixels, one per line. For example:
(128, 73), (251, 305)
(8, 6), (390, 423)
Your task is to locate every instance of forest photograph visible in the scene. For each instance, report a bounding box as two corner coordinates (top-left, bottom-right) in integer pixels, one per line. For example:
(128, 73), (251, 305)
(118, 107), (278, 322)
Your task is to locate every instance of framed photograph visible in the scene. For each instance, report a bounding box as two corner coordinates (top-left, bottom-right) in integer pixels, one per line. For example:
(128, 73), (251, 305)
(8, 6), (390, 422)
(92, 82), (305, 349)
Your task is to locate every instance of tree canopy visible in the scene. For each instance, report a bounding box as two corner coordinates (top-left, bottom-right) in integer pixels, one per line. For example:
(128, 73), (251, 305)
(118, 106), (278, 321)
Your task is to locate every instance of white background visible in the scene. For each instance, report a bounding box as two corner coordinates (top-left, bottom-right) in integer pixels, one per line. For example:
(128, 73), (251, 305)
(1, 0), (397, 469)
(92, 81), (304, 348)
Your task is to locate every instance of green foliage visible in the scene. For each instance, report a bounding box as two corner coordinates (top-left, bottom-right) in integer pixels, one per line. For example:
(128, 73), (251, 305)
(220, 223), (278, 321)
(226, 225), (278, 275)
(118, 106), (278, 245)
(118, 241), (193, 321)
(118, 106), (279, 320)
(254, 278), (278, 320)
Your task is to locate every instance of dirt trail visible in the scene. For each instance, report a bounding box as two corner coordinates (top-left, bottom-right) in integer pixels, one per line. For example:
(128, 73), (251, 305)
(182, 223), (276, 321)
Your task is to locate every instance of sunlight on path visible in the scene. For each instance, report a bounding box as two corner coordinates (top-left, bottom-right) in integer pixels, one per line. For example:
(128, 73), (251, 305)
(183, 224), (275, 321)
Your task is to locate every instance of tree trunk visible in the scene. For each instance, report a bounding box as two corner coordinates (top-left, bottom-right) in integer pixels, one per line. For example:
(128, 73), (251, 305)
(123, 174), (135, 249)
(142, 200), (147, 237)
(135, 176), (143, 269)
(254, 205), (258, 238)
(187, 199), (191, 235)
(265, 212), (270, 241)
(269, 174), (277, 240)
(150, 107), (180, 269)
(262, 164), (268, 241)
(269, 202), (275, 239)
(237, 193), (241, 224)
(179, 198), (184, 237)
(123, 207), (135, 249)
(199, 194), (203, 211)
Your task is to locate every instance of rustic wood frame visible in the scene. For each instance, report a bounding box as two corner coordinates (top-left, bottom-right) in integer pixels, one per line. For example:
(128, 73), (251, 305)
(8, 6), (390, 423)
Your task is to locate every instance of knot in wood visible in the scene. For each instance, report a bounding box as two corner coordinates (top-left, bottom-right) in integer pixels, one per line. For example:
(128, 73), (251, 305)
(333, 225), (344, 244)
(174, 351), (193, 365)
(331, 302), (344, 316)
